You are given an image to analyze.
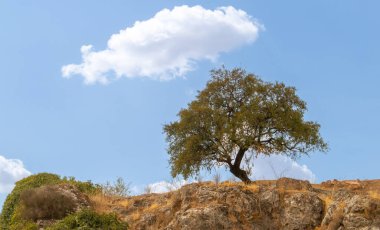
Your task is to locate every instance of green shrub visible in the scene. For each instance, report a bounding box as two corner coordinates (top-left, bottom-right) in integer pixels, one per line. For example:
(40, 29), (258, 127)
(47, 209), (128, 230)
(63, 177), (101, 195)
(0, 173), (101, 229)
(7, 220), (38, 230)
(19, 185), (77, 221)
(0, 173), (61, 229)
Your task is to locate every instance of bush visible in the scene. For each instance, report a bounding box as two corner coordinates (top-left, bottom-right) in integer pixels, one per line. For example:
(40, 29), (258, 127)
(47, 209), (128, 230)
(7, 220), (38, 230)
(102, 177), (130, 197)
(19, 185), (77, 221)
(0, 173), (100, 230)
(62, 176), (101, 195)
(0, 173), (62, 229)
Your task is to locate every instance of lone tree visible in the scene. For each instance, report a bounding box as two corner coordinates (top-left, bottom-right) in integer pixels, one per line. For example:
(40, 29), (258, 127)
(164, 67), (327, 183)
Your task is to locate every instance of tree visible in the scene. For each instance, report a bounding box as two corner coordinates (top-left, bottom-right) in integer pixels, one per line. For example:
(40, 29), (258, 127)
(164, 67), (328, 183)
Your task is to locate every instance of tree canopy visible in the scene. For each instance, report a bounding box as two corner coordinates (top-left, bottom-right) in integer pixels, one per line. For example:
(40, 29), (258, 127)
(164, 67), (327, 183)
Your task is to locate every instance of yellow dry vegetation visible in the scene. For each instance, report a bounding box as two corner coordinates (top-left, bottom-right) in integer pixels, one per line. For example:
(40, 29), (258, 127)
(368, 190), (380, 200)
(219, 181), (259, 193)
(117, 199), (131, 208)
(146, 203), (159, 212)
(244, 183), (259, 193)
(130, 212), (141, 221)
(88, 193), (113, 214)
(220, 181), (238, 187)
(320, 195), (333, 212)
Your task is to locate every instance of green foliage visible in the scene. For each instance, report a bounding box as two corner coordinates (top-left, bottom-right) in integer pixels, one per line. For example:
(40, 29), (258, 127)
(8, 220), (38, 230)
(47, 209), (128, 230)
(0, 173), (100, 229)
(164, 67), (328, 182)
(0, 173), (61, 229)
(62, 177), (102, 195)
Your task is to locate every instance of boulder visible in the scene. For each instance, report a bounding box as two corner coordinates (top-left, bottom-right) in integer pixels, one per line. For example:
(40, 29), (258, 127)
(342, 195), (380, 230)
(281, 193), (324, 230)
(276, 177), (313, 191)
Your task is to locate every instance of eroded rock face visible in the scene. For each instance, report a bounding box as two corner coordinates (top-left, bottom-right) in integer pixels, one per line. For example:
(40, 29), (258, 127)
(282, 193), (324, 230)
(115, 178), (380, 230)
(165, 205), (231, 230)
(342, 195), (380, 230)
(320, 195), (380, 230)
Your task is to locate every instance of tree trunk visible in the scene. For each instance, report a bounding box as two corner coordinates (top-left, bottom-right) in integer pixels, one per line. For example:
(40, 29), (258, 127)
(229, 147), (252, 183)
(230, 166), (252, 183)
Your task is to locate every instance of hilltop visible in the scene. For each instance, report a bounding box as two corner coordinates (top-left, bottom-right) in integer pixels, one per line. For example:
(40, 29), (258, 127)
(107, 178), (380, 229)
(1, 174), (379, 229)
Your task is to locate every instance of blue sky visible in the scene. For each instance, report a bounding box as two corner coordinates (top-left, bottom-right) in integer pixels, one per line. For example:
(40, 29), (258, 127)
(1, 1), (379, 206)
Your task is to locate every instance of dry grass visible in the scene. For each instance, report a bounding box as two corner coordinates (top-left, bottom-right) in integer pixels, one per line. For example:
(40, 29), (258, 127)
(130, 212), (141, 222)
(244, 183), (259, 193)
(88, 193), (114, 214)
(146, 203), (159, 212)
(219, 181), (260, 193)
(320, 195), (334, 213)
(220, 181), (242, 188)
(117, 199), (131, 208)
(368, 190), (380, 200)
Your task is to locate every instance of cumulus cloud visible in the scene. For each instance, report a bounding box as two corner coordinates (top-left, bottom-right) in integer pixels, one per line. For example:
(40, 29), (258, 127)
(252, 155), (316, 182)
(0, 155), (31, 193)
(62, 5), (262, 84)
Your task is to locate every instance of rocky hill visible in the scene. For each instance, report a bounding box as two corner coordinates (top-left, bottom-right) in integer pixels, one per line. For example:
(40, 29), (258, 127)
(1, 174), (379, 229)
(98, 178), (380, 230)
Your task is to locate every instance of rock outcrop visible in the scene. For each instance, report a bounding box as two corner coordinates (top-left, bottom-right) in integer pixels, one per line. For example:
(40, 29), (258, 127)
(110, 178), (379, 230)
(12, 177), (378, 229)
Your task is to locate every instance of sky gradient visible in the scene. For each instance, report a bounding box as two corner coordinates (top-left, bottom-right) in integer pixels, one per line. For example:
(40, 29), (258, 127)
(1, 1), (379, 207)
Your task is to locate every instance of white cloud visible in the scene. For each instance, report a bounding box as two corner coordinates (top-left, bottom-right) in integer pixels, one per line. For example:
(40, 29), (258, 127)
(0, 155), (31, 193)
(143, 179), (189, 194)
(130, 180), (190, 195)
(62, 5), (262, 84)
(252, 155), (316, 182)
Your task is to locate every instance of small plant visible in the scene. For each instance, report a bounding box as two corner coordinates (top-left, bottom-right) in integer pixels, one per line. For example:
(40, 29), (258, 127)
(102, 177), (131, 197)
(228, 176), (237, 183)
(195, 173), (203, 183)
(213, 172), (221, 185)
(164, 178), (185, 192)
(268, 161), (290, 179)
(47, 209), (128, 230)
(144, 184), (153, 194)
